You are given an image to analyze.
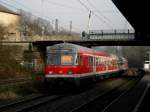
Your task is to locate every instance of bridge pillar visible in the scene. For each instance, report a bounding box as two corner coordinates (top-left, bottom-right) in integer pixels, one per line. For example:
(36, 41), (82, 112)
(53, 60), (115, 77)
(23, 43), (46, 74)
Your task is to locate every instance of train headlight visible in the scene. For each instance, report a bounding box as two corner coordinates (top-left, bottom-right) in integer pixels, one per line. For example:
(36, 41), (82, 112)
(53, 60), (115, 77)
(49, 71), (53, 74)
(68, 70), (73, 75)
(59, 71), (63, 74)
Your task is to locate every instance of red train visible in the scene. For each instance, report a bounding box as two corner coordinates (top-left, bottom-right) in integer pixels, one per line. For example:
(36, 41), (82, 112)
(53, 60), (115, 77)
(44, 43), (128, 86)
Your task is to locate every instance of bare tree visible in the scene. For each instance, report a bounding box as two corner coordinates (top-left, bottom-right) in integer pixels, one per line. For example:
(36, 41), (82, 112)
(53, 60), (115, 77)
(122, 46), (149, 68)
(20, 10), (53, 38)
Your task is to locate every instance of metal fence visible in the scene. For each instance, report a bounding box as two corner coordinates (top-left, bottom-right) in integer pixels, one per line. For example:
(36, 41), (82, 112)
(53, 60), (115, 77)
(82, 29), (135, 41)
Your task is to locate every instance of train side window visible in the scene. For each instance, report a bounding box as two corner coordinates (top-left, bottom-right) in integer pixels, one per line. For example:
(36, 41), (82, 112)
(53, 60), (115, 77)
(104, 59), (106, 66)
(97, 58), (99, 66)
(110, 60), (113, 66)
(90, 56), (93, 66)
(108, 60), (111, 66)
(88, 56), (90, 66)
(99, 58), (101, 66)
(80, 56), (83, 65)
(106, 59), (109, 66)
(86, 56), (89, 66)
(88, 56), (91, 66)
(104, 59), (107, 66)
(107, 59), (110, 66)
(102, 58), (104, 66)
(77, 55), (83, 65)
(88, 56), (92, 66)
(98, 58), (100, 66)
(95, 57), (97, 66)
(96, 58), (98, 66)
(76, 55), (78, 65)
(103, 58), (105, 66)
(100, 57), (103, 66)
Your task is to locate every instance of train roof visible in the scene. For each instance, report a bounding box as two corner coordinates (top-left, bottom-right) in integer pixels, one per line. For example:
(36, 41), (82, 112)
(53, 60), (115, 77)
(47, 43), (113, 58)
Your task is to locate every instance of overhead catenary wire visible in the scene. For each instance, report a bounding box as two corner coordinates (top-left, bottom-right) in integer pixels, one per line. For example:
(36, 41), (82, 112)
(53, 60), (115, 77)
(13, 0), (53, 21)
(86, 0), (120, 29)
(45, 0), (86, 32)
(0, 0), (122, 32)
(77, 0), (90, 12)
(46, 0), (85, 11)
(90, 0), (134, 31)
(0, 0), (57, 27)
(46, 0), (110, 31)
(76, 0), (115, 29)
(0, 0), (80, 33)
(11, 0), (58, 25)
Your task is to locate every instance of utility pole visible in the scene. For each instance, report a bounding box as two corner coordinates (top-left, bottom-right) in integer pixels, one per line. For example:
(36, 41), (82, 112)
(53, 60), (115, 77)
(69, 21), (72, 34)
(87, 10), (92, 34)
(41, 26), (45, 40)
(55, 19), (59, 33)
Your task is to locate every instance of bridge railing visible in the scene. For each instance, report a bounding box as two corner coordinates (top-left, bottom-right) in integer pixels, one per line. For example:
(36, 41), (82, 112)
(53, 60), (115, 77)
(82, 29), (135, 41)
(89, 29), (134, 34)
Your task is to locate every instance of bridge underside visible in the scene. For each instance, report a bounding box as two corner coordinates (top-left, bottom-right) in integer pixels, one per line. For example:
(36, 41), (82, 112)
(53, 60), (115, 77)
(32, 40), (150, 48)
(1, 40), (150, 48)
(112, 0), (150, 40)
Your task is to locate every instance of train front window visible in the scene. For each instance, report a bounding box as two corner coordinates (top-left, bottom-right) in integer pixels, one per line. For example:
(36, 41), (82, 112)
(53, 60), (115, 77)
(47, 53), (75, 66)
(61, 54), (73, 65)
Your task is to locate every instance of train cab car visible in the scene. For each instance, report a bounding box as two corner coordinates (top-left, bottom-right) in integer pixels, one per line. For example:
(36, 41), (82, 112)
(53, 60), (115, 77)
(44, 43), (122, 86)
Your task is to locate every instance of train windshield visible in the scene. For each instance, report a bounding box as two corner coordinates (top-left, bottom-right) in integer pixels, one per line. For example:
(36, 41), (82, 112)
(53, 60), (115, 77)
(47, 53), (75, 66)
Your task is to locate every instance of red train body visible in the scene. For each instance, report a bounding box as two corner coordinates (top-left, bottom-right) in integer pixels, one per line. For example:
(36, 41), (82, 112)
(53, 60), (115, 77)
(44, 43), (128, 86)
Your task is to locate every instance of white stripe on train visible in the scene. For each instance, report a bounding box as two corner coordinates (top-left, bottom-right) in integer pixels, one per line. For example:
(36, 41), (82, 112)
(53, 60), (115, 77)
(45, 69), (119, 78)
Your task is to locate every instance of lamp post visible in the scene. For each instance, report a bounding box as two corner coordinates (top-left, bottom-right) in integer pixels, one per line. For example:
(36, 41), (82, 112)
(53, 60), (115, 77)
(41, 26), (45, 41)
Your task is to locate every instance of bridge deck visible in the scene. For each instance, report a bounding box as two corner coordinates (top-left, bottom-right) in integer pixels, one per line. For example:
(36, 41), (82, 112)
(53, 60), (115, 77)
(1, 40), (150, 47)
(33, 40), (150, 47)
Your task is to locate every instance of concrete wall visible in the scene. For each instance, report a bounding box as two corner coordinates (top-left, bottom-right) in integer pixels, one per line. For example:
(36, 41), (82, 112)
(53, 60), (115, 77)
(24, 35), (81, 41)
(0, 12), (21, 41)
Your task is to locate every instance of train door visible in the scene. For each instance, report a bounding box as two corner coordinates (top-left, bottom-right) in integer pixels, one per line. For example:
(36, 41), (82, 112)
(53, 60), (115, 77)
(93, 56), (96, 73)
(88, 56), (92, 73)
(85, 55), (93, 73)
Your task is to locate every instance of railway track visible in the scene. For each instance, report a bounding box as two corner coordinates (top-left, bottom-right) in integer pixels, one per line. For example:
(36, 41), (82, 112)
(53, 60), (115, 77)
(0, 78), (33, 85)
(0, 93), (65, 112)
(0, 77), (141, 112)
(70, 78), (141, 112)
(27, 78), (139, 112)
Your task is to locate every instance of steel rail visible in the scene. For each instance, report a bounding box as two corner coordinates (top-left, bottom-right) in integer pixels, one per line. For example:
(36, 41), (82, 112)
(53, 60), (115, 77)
(70, 78), (141, 112)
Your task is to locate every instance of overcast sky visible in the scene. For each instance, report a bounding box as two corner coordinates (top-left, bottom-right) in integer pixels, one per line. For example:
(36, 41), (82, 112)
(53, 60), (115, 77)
(0, 0), (134, 33)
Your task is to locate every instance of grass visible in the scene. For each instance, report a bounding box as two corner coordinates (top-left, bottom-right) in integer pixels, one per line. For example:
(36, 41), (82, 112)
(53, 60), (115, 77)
(0, 45), (47, 101)
(0, 91), (18, 101)
(0, 81), (42, 101)
(0, 72), (47, 101)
